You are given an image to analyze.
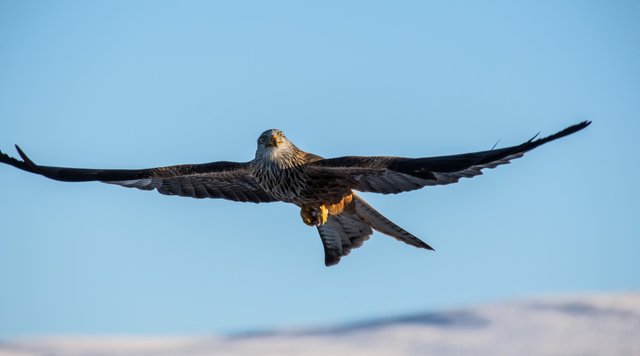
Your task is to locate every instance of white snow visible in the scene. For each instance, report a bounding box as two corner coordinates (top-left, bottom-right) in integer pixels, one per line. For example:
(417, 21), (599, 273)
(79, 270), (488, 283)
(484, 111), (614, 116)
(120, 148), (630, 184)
(2, 293), (639, 356)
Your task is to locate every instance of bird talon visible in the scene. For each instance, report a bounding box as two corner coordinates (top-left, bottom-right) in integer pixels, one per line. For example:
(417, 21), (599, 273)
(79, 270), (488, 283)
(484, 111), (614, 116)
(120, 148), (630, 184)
(316, 205), (329, 225)
(300, 206), (316, 226)
(300, 205), (329, 226)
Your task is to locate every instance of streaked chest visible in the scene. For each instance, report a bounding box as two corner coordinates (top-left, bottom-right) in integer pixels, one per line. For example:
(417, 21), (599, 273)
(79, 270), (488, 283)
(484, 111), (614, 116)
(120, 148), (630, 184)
(252, 161), (307, 202)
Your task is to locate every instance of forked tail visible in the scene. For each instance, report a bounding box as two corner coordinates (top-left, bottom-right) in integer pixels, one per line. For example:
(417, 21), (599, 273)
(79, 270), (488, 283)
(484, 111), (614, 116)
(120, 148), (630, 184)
(316, 194), (432, 266)
(353, 194), (433, 251)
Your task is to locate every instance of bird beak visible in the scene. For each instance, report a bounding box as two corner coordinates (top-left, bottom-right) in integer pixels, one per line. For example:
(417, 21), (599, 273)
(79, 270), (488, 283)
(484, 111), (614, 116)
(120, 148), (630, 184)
(267, 133), (279, 147)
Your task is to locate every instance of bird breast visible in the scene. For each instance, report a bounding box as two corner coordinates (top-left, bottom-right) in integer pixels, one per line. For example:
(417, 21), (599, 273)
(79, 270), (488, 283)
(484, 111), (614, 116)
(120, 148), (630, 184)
(251, 161), (307, 203)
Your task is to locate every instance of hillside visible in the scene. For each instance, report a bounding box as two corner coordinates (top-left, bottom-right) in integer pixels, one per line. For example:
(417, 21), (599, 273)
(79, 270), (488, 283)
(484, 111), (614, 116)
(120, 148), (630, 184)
(2, 293), (639, 356)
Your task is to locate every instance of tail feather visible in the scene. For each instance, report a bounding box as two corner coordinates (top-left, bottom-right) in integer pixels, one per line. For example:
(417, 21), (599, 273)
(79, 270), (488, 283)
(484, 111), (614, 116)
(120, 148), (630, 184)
(353, 194), (434, 250)
(316, 194), (432, 266)
(317, 212), (373, 266)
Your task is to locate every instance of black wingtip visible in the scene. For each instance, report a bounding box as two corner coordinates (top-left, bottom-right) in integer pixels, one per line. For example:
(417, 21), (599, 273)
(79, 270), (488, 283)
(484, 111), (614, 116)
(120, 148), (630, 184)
(14, 145), (32, 164)
(528, 132), (541, 143)
(1, 145), (20, 165)
(564, 120), (592, 134)
(13, 144), (42, 173)
(548, 120), (591, 140)
(0, 144), (39, 174)
(0, 149), (12, 166)
(524, 120), (591, 150)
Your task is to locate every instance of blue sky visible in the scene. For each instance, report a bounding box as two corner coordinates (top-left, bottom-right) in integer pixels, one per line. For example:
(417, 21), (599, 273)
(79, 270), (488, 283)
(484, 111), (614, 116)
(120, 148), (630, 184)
(0, 0), (638, 338)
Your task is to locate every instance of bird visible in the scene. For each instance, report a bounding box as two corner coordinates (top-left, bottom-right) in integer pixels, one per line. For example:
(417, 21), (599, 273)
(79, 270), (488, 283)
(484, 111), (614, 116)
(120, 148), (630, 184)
(0, 121), (590, 266)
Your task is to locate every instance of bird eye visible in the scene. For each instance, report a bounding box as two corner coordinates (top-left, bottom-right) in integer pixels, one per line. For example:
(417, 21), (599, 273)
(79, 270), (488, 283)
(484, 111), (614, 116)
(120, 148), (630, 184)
(258, 137), (265, 144)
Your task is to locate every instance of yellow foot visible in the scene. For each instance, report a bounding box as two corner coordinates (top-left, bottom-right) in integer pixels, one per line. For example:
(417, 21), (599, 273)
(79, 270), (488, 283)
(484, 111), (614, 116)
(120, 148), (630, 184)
(316, 205), (329, 225)
(300, 206), (315, 226)
(300, 205), (329, 226)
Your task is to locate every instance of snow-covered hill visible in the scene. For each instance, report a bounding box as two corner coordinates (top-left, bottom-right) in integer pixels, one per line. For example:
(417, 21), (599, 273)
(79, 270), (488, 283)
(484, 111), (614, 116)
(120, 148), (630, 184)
(2, 293), (639, 356)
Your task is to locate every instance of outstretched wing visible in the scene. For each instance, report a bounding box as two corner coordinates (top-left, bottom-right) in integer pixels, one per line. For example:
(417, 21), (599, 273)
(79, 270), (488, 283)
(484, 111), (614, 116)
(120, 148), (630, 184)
(0, 146), (276, 203)
(304, 121), (591, 195)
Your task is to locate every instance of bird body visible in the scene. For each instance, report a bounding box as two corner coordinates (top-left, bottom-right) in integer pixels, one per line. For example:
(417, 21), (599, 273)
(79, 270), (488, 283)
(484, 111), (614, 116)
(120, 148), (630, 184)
(0, 122), (591, 266)
(250, 129), (357, 227)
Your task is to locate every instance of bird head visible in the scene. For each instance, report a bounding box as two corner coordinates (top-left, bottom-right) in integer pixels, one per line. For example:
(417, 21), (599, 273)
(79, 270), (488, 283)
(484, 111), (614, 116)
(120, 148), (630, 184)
(255, 129), (297, 160)
(258, 129), (286, 148)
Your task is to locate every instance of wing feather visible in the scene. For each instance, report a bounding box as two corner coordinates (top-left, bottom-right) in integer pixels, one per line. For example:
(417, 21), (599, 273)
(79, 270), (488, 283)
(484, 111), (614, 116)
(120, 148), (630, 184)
(305, 121), (590, 195)
(0, 146), (276, 203)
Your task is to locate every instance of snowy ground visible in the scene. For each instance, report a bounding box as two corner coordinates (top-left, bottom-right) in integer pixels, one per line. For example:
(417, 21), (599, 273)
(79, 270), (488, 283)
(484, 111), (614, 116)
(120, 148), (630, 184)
(1, 293), (639, 356)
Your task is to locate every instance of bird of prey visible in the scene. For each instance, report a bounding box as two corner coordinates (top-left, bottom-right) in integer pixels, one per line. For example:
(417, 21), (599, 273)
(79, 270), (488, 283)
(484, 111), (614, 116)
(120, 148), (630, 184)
(0, 121), (590, 266)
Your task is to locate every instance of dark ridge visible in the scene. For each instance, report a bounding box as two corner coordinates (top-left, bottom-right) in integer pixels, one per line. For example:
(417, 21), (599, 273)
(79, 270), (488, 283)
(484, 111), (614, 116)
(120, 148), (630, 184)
(228, 309), (488, 340)
(529, 301), (640, 320)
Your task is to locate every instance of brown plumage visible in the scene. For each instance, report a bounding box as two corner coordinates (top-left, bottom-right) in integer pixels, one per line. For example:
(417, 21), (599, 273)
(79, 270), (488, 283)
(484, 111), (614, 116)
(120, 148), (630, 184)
(0, 122), (590, 266)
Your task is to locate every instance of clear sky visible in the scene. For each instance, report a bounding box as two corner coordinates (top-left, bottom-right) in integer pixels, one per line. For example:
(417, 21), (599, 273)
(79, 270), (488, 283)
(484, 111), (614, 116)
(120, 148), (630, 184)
(0, 0), (638, 338)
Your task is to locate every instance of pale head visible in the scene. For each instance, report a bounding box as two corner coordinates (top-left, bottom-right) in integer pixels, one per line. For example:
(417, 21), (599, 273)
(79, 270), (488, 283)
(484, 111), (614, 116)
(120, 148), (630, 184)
(255, 129), (298, 161)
